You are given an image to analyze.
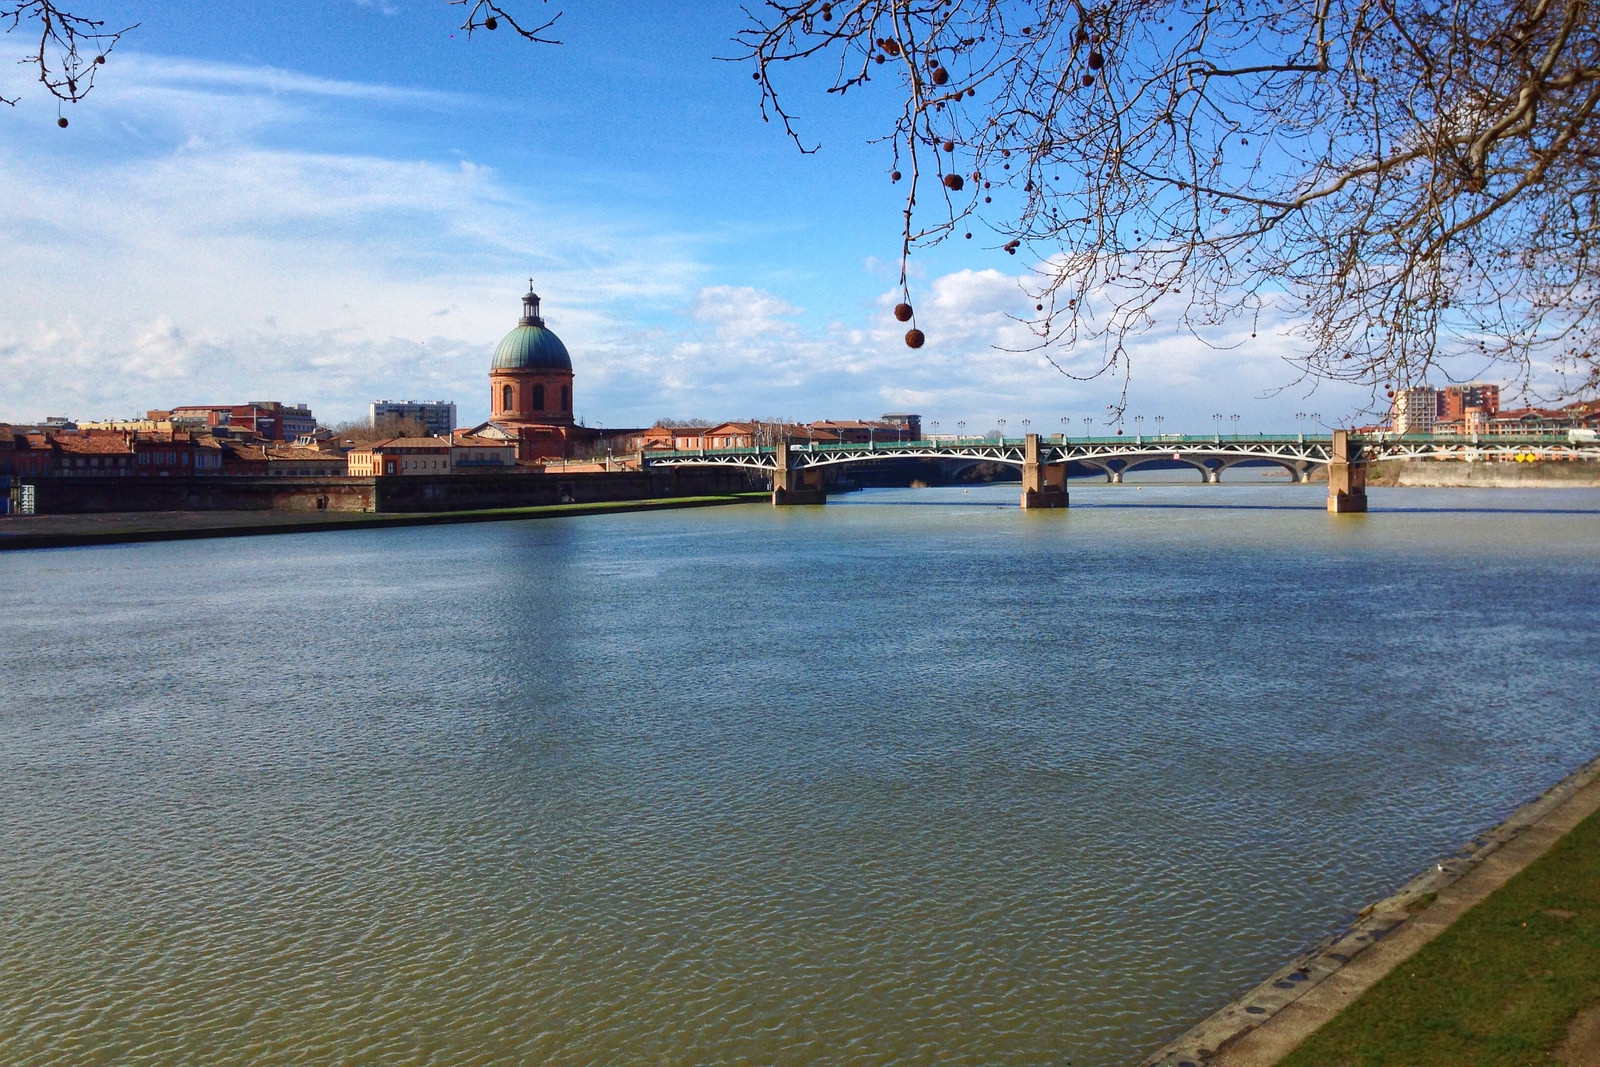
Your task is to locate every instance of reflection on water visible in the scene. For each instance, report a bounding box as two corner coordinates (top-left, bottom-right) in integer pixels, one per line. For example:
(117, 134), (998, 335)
(4, 483), (1600, 1065)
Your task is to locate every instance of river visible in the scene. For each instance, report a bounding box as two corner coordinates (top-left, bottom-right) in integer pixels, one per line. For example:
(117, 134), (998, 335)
(4, 482), (1600, 1064)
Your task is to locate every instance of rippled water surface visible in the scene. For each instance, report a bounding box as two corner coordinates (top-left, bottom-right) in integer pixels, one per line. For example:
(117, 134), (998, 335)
(5, 483), (1600, 1065)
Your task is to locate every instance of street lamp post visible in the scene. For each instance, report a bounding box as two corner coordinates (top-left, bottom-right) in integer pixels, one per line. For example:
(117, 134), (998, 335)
(1083, 417), (1092, 437)
(1230, 414), (1240, 437)
(1060, 416), (1069, 441)
(1213, 413), (1223, 438)
(1154, 415), (1165, 437)
(1133, 415), (1144, 440)
(996, 418), (1007, 443)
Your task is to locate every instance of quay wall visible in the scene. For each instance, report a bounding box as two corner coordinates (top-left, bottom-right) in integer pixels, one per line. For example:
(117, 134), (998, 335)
(1367, 458), (1600, 488)
(19, 469), (758, 515)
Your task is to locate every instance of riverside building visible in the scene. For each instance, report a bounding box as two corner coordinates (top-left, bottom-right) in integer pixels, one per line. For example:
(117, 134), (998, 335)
(370, 400), (458, 437)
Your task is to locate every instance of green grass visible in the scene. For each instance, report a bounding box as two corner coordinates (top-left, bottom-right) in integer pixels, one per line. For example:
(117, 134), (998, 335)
(1279, 803), (1600, 1066)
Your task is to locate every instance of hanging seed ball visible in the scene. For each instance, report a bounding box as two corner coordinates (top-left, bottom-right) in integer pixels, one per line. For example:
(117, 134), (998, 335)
(1087, 51), (1104, 69)
(1116, 428), (1124, 435)
(484, 16), (498, 30)
(905, 328), (926, 349)
(875, 54), (885, 64)
(985, 196), (992, 203)
(931, 67), (950, 85)
(894, 302), (914, 322)
(57, 116), (68, 128)
(1036, 303), (1044, 311)
(752, 71), (761, 80)
(943, 173), (964, 190)
(972, 172), (981, 181)
(822, 4), (833, 21)
(891, 170), (902, 181)
(95, 54), (106, 64)
(942, 140), (955, 152)
(965, 232), (973, 239)
(1081, 74), (1095, 87)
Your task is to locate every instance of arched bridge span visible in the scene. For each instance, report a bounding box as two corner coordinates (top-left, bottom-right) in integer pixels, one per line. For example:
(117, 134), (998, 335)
(642, 431), (1600, 513)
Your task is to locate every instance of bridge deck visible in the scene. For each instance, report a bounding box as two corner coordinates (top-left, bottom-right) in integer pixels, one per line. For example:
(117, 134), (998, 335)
(643, 433), (1600, 473)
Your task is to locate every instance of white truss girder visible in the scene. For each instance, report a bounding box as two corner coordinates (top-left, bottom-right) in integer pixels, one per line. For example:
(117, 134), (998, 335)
(642, 434), (1600, 476)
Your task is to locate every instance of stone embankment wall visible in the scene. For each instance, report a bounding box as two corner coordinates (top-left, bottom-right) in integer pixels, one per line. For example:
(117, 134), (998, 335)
(1367, 459), (1600, 488)
(22, 469), (757, 515)
(25, 476), (378, 514)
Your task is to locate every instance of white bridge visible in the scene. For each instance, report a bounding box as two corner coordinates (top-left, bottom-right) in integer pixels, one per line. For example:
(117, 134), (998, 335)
(644, 432), (1600, 483)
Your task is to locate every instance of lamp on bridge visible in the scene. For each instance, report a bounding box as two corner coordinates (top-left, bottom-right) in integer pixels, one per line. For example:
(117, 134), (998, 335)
(1060, 416), (1069, 441)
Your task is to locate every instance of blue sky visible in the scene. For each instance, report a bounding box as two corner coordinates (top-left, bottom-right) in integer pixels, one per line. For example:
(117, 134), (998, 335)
(0, 0), (1376, 431)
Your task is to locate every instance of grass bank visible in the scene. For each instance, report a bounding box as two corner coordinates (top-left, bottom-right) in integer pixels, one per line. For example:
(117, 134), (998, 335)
(0, 493), (770, 551)
(1278, 803), (1600, 1066)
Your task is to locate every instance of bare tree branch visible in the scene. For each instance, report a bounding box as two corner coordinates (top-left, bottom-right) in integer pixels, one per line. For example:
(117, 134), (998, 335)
(739, 0), (1600, 412)
(0, 0), (134, 108)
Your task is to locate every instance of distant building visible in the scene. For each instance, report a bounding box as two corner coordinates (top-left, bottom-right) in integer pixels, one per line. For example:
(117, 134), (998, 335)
(808, 419), (918, 444)
(370, 399), (457, 437)
(449, 434), (517, 470)
(1433, 383), (1500, 433)
(1392, 387), (1438, 435)
(346, 438), (454, 477)
(1438, 383), (1500, 422)
(879, 413), (923, 439)
(165, 402), (316, 441)
(264, 446), (346, 478)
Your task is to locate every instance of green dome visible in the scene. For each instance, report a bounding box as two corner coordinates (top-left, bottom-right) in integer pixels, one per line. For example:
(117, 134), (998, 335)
(491, 288), (572, 372)
(491, 323), (572, 372)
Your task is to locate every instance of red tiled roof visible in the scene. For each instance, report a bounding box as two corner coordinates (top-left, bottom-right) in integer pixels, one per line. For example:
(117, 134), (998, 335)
(55, 435), (134, 455)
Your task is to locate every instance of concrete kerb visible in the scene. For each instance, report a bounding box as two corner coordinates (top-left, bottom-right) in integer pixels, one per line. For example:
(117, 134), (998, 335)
(1140, 753), (1600, 1067)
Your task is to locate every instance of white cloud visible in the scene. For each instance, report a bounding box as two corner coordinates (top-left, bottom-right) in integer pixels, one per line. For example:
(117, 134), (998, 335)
(0, 46), (1379, 433)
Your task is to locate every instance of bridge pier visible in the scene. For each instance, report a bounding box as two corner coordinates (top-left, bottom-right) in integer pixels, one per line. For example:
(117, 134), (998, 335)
(1327, 429), (1368, 513)
(772, 441), (827, 505)
(1021, 433), (1069, 508)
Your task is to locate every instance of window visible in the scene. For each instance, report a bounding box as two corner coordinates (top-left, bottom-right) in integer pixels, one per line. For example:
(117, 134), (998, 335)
(502, 383), (513, 412)
(561, 385), (570, 412)
(533, 384), (546, 411)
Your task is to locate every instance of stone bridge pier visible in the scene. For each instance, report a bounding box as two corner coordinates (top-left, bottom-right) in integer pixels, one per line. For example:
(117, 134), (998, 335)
(1021, 433), (1069, 509)
(1327, 429), (1368, 513)
(772, 441), (827, 505)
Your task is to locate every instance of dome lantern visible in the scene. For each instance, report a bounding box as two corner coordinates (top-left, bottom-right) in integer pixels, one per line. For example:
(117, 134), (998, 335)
(491, 281), (572, 373)
(519, 280), (544, 327)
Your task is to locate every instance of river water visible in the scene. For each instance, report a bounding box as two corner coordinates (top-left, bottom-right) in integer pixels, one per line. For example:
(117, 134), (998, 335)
(4, 482), (1600, 1065)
